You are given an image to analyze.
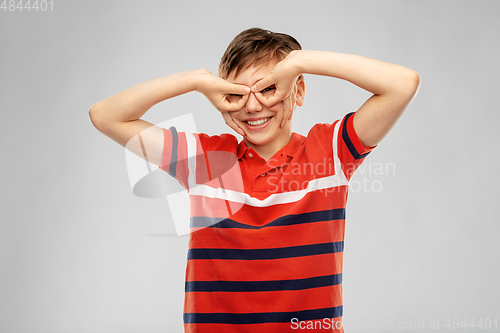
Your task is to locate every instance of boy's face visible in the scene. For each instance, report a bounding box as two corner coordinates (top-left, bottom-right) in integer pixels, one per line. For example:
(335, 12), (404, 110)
(225, 58), (304, 152)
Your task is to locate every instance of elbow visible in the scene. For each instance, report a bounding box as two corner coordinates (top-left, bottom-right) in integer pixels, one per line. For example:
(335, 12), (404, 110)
(393, 69), (420, 100)
(405, 69), (421, 96)
(88, 102), (104, 130)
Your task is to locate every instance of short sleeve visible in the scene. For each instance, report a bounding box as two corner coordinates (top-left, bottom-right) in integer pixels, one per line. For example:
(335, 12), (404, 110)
(157, 126), (199, 191)
(157, 128), (240, 191)
(336, 111), (377, 180)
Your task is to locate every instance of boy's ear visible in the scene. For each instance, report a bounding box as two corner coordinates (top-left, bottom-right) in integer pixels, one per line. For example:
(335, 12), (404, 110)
(295, 79), (305, 107)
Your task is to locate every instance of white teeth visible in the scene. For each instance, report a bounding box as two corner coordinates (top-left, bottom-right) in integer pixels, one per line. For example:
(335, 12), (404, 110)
(247, 117), (271, 126)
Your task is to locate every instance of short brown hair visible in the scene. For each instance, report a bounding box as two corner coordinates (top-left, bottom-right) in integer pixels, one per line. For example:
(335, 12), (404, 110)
(219, 27), (303, 81)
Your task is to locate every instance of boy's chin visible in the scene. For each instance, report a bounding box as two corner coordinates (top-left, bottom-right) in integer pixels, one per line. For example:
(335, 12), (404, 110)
(243, 136), (263, 145)
(242, 135), (271, 147)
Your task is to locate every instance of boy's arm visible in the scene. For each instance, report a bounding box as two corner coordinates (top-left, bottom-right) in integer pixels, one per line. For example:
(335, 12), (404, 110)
(251, 50), (420, 147)
(89, 69), (250, 166)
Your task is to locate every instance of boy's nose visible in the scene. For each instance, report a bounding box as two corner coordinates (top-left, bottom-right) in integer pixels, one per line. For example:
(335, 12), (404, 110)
(244, 92), (263, 113)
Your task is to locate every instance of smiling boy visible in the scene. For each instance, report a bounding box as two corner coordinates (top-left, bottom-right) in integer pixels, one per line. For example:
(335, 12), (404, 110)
(89, 28), (419, 332)
(222, 57), (304, 161)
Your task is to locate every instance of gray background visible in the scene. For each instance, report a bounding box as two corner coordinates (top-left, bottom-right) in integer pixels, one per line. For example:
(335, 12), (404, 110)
(1, 0), (499, 332)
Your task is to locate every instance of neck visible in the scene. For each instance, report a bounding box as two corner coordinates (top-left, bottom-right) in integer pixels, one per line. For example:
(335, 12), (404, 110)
(244, 132), (292, 161)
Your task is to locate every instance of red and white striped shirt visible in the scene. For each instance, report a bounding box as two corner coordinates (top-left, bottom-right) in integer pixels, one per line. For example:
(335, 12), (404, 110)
(158, 111), (375, 332)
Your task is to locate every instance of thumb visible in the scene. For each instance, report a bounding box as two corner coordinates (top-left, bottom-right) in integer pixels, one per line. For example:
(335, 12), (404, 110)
(250, 74), (275, 93)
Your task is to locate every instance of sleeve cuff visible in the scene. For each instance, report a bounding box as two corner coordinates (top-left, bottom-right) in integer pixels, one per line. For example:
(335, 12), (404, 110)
(343, 112), (376, 159)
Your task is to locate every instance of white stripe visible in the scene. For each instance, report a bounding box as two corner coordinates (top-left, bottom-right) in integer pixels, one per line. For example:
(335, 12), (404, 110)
(189, 173), (348, 207)
(332, 120), (348, 183)
(185, 133), (197, 190)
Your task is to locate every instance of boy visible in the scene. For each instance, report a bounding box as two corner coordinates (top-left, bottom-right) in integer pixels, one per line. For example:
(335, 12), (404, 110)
(89, 28), (419, 332)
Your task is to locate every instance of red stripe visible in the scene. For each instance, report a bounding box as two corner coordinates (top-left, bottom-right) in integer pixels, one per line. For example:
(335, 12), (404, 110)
(175, 132), (190, 189)
(185, 285), (343, 314)
(186, 252), (343, 282)
(189, 220), (345, 250)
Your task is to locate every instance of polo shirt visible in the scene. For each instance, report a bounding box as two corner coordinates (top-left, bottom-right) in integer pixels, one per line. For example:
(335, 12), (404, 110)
(158, 111), (375, 332)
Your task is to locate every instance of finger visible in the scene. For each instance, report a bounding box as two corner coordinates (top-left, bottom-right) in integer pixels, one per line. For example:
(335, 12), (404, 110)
(290, 93), (296, 120)
(222, 81), (251, 95)
(253, 90), (286, 109)
(221, 93), (249, 112)
(288, 94), (296, 121)
(281, 95), (291, 128)
(250, 74), (275, 93)
(222, 111), (244, 135)
(282, 92), (297, 128)
(234, 92), (250, 110)
(222, 112), (245, 136)
(252, 91), (266, 105)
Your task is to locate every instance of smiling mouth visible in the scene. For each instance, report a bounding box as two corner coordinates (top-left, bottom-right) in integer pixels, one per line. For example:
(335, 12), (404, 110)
(245, 117), (273, 126)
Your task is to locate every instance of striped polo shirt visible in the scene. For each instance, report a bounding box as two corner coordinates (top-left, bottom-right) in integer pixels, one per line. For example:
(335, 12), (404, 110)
(158, 111), (375, 332)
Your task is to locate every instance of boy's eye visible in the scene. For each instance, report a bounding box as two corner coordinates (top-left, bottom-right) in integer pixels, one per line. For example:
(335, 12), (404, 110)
(227, 94), (243, 102)
(261, 85), (276, 93)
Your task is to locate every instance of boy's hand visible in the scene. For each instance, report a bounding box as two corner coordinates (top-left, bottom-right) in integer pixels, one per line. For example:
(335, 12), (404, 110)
(250, 52), (302, 128)
(195, 69), (250, 136)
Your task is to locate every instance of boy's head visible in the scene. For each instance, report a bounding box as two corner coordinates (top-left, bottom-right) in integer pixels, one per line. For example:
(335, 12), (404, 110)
(219, 27), (303, 82)
(218, 28), (305, 155)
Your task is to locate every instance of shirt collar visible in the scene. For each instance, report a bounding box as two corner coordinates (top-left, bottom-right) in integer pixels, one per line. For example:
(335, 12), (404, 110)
(236, 132), (305, 160)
